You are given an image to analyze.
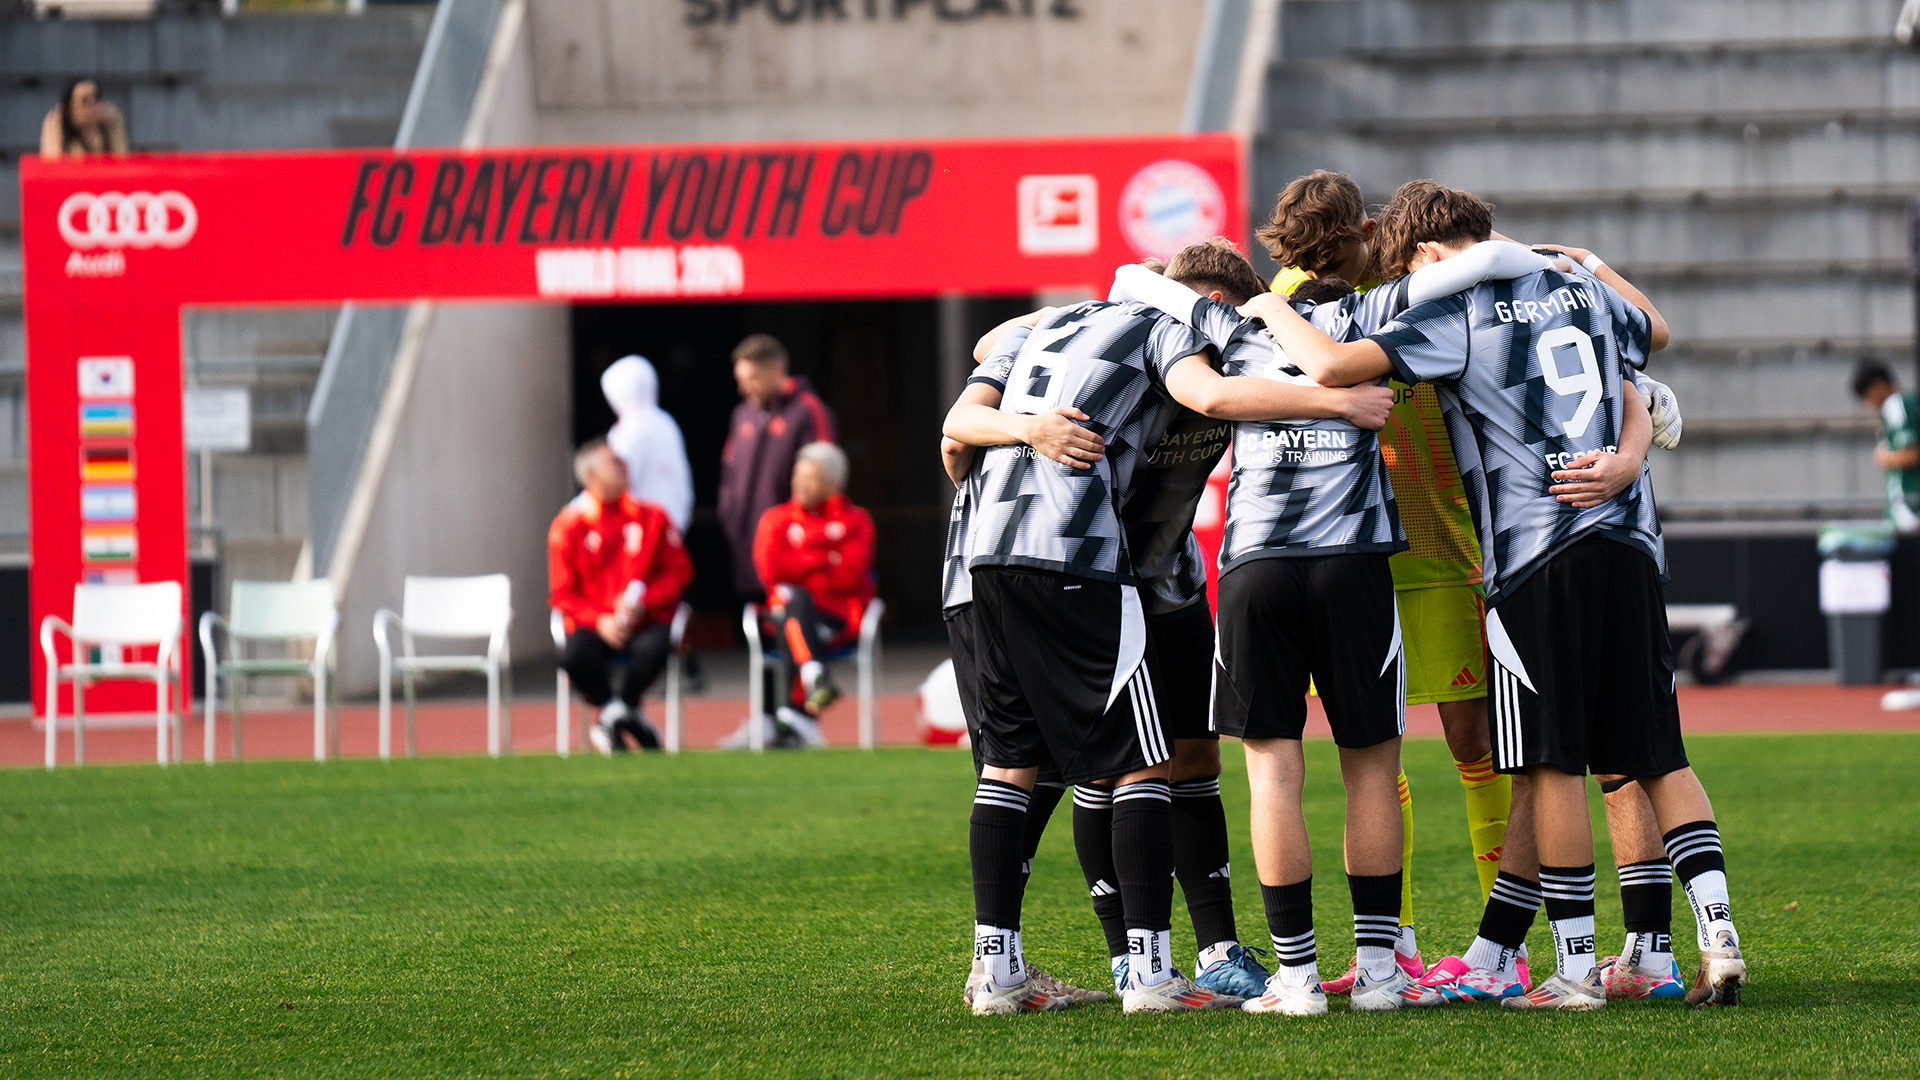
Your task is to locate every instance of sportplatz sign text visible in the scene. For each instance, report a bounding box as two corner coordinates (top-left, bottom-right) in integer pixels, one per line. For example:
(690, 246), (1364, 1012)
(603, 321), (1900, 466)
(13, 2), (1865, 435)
(19, 134), (1242, 716)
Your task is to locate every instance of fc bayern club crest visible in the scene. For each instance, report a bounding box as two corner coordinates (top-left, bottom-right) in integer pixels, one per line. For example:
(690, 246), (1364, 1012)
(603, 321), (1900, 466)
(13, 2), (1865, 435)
(1118, 160), (1226, 259)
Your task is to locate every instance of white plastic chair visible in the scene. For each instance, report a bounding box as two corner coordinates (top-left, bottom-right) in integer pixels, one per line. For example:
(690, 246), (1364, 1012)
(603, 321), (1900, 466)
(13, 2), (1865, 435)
(743, 597), (884, 752)
(374, 574), (513, 760)
(550, 602), (693, 754)
(199, 579), (339, 764)
(39, 581), (184, 769)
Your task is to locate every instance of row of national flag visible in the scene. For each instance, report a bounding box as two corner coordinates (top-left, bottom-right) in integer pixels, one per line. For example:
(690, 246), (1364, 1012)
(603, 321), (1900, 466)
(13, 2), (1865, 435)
(79, 358), (138, 572)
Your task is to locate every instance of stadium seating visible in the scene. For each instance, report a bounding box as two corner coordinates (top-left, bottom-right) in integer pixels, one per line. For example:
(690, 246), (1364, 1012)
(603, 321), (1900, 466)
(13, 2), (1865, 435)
(373, 574), (513, 760)
(39, 581), (184, 769)
(741, 598), (884, 751)
(199, 579), (340, 765)
(549, 602), (693, 755)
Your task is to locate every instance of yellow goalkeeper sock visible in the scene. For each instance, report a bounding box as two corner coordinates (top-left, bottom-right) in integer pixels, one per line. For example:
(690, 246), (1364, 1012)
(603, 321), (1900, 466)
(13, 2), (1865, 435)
(1454, 752), (1511, 902)
(1397, 770), (1414, 929)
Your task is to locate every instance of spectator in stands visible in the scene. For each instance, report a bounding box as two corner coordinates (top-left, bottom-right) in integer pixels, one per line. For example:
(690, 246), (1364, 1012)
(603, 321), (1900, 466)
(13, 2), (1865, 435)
(1852, 358), (1920, 532)
(40, 78), (127, 161)
(741, 442), (875, 748)
(601, 354), (693, 533)
(550, 439), (694, 754)
(717, 334), (837, 602)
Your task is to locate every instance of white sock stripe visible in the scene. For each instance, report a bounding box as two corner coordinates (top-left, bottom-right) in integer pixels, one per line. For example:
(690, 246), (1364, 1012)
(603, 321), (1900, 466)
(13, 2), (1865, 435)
(975, 779), (1030, 801)
(1268, 930), (1315, 945)
(1072, 785), (1113, 809)
(974, 792), (1031, 812)
(1617, 865), (1674, 884)
(1169, 778), (1221, 797)
(1665, 836), (1724, 861)
(1113, 781), (1171, 804)
(1490, 884), (1543, 908)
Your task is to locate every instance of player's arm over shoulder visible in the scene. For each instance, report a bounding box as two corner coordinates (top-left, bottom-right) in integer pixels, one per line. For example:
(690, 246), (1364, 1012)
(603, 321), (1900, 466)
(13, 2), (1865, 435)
(1238, 291), (1396, 388)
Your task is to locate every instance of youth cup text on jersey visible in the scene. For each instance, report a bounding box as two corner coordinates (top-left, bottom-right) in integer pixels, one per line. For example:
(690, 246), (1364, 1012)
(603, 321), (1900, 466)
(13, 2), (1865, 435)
(1365, 266), (1663, 606)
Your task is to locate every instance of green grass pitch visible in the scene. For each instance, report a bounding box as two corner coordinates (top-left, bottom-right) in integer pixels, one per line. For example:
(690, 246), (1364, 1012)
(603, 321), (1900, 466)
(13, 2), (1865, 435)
(2, 733), (1915, 1077)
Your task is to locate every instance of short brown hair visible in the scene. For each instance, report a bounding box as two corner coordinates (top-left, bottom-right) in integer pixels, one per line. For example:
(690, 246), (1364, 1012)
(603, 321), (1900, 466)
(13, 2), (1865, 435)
(1287, 276), (1355, 306)
(1164, 238), (1267, 307)
(732, 333), (788, 368)
(1372, 180), (1494, 281)
(1254, 170), (1367, 277)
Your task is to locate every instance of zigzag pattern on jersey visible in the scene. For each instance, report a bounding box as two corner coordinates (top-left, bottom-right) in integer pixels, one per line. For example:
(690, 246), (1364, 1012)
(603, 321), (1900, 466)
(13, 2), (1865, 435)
(968, 300), (1204, 583)
(941, 482), (973, 611)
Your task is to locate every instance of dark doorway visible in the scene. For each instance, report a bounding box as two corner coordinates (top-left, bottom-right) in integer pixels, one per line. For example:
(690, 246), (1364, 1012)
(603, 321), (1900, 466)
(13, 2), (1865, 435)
(572, 298), (1030, 641)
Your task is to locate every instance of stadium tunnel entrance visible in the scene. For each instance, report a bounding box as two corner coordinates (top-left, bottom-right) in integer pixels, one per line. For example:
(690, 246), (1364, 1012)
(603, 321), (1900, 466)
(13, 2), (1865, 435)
(571, 296), (1036, 646)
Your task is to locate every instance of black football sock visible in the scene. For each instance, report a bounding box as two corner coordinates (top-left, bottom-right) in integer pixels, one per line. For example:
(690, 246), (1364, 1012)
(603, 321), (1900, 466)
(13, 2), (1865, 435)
(970, 778), (1029, 987)
(1617, 858), (1675, 971)
(1664, 819), (1737, 950)
(1112, 778), (1175, 986)
(1170, 775), (1238, 953)
(1462, 870), (1541, 974)
(1260, 878), (1317, 987)
(1020, 782), (1067, 888)
(1347, 871), (1402, 980)
(1540, 863), (1599, 981)
(1071, 785), (1129, 963)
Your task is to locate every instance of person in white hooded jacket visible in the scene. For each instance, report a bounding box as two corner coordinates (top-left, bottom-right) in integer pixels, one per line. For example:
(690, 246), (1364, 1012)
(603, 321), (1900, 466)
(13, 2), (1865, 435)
(601, 355), (694, 533)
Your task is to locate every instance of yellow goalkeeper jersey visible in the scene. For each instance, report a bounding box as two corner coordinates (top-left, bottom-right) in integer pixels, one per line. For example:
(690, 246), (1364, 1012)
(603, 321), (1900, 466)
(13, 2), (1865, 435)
(1272, 268), (1482, 589)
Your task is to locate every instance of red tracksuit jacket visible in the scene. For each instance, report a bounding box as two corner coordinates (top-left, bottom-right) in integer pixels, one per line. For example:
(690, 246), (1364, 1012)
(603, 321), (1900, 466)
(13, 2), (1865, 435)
(751, 493), (876, 636)
(548, 492), (694, 634)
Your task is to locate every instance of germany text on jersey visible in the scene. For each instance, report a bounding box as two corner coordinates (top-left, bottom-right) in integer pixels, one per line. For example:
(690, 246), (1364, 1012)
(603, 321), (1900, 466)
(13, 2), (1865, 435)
(1365, 265), (1662, 606)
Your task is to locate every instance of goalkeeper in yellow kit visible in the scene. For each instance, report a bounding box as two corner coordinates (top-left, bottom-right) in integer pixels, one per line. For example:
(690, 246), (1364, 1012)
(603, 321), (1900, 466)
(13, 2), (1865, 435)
(1259, 171), (1512, 993)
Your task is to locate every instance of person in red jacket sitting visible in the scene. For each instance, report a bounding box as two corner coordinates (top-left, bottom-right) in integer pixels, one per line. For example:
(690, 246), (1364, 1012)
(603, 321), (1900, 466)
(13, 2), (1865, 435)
(550, 439), (694, 754)
(749, 442), (876, 747)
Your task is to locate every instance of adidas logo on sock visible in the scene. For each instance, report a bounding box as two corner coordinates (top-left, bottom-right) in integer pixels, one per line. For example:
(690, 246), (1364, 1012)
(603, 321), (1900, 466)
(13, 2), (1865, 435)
(1208, 864), (1231, 880)
(1090, 879), (1118, 897)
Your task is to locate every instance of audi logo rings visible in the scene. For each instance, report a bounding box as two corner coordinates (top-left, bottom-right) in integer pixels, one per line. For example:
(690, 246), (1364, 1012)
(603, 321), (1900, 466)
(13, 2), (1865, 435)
(57, 191), (198, 250)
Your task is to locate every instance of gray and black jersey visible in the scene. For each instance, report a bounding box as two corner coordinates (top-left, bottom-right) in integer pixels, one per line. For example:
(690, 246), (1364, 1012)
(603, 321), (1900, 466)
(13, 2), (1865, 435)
(1367, 265), (1662, 606)
(942, 468), (981, 614)
(1179, 296), (1405, 571)
(966, 301), (1209, 583)
(1124, 405), (1230, 613)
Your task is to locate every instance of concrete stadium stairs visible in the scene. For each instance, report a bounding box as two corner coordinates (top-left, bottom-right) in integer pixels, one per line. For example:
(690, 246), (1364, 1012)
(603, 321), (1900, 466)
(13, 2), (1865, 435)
(0, 7), (430, 573)
(1256, 0), (1920, 527)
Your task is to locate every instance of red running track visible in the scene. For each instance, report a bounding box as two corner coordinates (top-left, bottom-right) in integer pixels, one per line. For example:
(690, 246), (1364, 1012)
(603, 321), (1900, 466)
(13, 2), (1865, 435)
(6, 682), (1917, 767)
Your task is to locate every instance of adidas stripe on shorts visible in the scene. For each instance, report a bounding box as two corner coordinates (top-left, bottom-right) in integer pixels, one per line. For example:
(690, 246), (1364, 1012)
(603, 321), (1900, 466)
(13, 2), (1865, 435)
(1485, 535), (1689, 778)
(969, 566), (1170, 785)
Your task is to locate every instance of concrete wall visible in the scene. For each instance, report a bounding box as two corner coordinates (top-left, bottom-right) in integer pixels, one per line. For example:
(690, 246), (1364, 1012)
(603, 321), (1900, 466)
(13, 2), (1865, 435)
(331, 0), (576, 693)
(1257, 0), (1920, 524)
(522, 0), (1207, 142)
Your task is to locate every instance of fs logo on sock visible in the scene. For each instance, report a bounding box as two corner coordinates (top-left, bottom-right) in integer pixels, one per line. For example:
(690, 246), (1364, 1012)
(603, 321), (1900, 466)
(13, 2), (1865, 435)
(1704, 903), (1732, 923)
(1127, 939), (1145, 955)
(977, 935), (1006, 957)
(1653, 933), (1673, 953)
(1566, 936), (1597, 956)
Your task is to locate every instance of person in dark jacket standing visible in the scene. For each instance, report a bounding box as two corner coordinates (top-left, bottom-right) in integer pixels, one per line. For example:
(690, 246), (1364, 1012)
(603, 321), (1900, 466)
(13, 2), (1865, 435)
(717, 334), (838, 598)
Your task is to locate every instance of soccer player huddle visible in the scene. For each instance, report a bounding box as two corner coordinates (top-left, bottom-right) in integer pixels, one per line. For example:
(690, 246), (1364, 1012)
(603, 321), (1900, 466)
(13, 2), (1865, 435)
(938, 170), (1747, 1016)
